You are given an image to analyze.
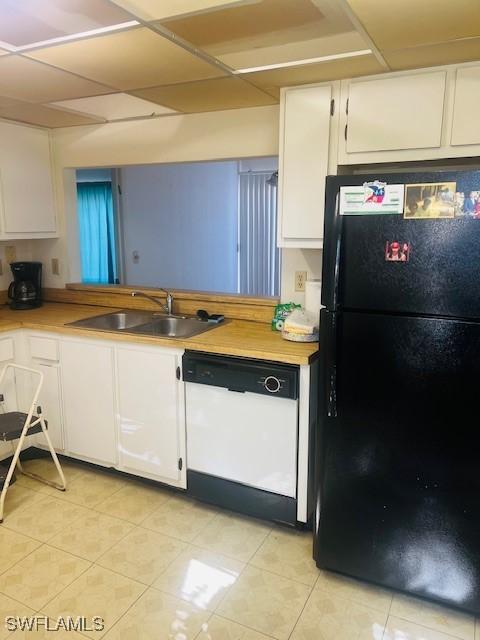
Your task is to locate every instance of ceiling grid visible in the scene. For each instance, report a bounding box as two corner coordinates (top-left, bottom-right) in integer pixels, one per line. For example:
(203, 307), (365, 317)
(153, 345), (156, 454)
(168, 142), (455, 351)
(0, 0), (477, 127)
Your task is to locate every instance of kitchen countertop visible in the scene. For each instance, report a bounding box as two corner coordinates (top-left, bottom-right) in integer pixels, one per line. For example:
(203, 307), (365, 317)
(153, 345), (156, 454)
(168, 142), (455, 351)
(0, 303), (319, 365)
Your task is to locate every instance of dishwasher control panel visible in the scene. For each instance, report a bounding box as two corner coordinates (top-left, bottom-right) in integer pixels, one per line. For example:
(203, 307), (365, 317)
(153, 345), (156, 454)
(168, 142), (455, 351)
(183, 352), (298, 400)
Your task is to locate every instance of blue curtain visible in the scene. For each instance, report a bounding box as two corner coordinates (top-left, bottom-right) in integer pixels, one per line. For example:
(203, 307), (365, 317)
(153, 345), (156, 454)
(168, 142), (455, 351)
(77, 181), (117, 284)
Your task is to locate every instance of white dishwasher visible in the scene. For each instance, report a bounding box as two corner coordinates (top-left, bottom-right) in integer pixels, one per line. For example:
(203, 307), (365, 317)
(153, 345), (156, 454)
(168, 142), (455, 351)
(183, 351), (299, 525)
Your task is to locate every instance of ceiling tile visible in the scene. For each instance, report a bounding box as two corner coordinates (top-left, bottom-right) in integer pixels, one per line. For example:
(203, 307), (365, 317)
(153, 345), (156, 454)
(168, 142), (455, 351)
(110, 0), (248, 21)
(346, 0), (480, 51)
(51, 92), (176, 120)
(244, 53), (385, 97)
(0, 55), (113, 103)
(27, 27), (226, 90)
(158, 0), (355, 57)
(216, 31), (367, 70)
(0, 0), (133, 47)
(384, 37), (480, 71)
(131, 76), (278, 112)
(0, 95), (21, 109)
(0, 99), (103, 127)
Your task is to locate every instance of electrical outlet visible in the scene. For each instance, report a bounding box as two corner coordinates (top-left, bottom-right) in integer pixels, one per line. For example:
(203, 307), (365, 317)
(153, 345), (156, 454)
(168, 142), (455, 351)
(51, 258), (60, 276)
(295, 270), (307, 292)
(5, 246), (16, 264)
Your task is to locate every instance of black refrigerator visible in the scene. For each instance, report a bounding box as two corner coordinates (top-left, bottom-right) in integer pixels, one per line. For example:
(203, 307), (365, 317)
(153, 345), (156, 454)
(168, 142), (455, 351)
(314, 170), (480, 614)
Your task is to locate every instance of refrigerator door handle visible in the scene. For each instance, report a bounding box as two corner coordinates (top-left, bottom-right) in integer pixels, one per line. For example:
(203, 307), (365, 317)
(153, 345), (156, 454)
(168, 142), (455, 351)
(332, 193), (342, 310)
(321, 310), (338, 418)
(327, 367), (337, 418)
(327, 314), (337, 418)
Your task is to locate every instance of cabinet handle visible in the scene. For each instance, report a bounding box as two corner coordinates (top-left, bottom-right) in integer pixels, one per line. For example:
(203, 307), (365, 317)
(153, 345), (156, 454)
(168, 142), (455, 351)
(344, 124), (348, 141)
(176, 366), (181, 380)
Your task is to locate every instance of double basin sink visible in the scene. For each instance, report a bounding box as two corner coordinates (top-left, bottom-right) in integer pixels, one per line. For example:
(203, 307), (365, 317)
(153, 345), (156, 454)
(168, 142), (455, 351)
(68, 310), (217, 339)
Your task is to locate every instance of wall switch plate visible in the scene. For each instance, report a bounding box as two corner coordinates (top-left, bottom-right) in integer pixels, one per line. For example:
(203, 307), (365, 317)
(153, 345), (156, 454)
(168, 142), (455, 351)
(51, 258), (60, 275)
(5, 246), (16, 264)
(295, 271), (307, 292)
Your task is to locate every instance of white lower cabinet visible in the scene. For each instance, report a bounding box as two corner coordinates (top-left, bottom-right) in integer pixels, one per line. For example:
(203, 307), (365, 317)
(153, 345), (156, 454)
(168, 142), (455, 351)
(2, 332), (186, 481)
(116, 345), (186, 488)
(34, 363), (64, 451)
(0, 335), (18, 461)
(60, 339), (117, 466)
(27, 335), (64, 452)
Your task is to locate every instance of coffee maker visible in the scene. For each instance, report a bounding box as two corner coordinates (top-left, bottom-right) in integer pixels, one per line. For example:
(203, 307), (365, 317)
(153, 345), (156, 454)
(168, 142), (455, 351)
(8, 262), (42, 310)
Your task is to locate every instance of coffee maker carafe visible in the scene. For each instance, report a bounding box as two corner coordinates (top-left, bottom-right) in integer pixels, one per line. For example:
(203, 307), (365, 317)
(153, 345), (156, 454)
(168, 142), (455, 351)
(8, 262), (42, 310)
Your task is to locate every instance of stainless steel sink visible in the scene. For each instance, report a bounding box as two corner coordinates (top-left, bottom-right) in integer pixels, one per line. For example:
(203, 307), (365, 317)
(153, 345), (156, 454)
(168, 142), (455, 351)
(67, 310), (217, 339)
(68, 310), (154, 331)
(131, 316), (215, 339)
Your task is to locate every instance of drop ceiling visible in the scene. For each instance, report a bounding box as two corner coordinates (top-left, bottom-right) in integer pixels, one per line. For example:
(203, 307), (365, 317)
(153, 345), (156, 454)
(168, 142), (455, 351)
(0, 0), (478, 128)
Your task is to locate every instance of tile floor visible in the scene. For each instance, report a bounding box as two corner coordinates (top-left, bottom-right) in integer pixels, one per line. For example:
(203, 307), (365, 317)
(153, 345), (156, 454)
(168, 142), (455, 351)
(0, 458), (477, 639)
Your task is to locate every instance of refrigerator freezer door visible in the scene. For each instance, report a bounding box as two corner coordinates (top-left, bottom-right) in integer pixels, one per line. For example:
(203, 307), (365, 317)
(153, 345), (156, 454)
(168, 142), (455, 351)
(322, 171), (480, 318)
(315, 309), (480, 613)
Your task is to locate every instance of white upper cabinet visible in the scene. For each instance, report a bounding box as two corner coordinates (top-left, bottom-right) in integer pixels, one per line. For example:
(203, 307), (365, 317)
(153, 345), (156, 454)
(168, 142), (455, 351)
(116, 345), (186, 488)
(278, 84), (335, 248)
(345, 71), (446, 154)
(0, 121), (57, 239)
(451, 65), (480, 146)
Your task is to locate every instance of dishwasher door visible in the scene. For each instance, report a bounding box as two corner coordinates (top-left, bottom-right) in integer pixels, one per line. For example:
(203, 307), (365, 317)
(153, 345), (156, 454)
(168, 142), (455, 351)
(186, 382), (298, 498)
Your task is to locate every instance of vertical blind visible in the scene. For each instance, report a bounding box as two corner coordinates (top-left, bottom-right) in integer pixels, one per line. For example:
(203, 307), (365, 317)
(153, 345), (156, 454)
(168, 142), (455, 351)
(238, 172), (281, 297)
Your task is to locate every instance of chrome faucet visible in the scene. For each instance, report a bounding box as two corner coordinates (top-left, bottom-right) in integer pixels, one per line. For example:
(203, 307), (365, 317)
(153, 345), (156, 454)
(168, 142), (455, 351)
(131, 289), (174, 315)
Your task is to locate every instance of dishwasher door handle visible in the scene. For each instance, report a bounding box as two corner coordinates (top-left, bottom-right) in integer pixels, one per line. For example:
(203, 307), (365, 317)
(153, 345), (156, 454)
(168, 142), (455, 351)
(228, 388), (246, 393)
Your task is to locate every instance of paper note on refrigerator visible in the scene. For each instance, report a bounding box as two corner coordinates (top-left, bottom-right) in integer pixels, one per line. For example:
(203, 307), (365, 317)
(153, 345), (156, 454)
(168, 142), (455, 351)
(339, 182), (405, 215)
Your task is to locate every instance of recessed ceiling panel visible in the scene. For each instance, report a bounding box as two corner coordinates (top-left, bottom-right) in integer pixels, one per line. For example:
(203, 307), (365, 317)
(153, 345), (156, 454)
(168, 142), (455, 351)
(132, 76), (277, 112)
(0, 99), (103, 127)
(245, 53), (384, 97)
(0, 56), (113, 103)
(216, 31), (367, 70)
(384, 37), (480, 71)
(27, 27), (226, 90)
(160, 0), (355, 53)
(0, 95), (21, 109)
(346, 0), (480, 51)
(0, 0), (133, 47)
(51, 92), (176, 121)
(110, 0), (249, 21)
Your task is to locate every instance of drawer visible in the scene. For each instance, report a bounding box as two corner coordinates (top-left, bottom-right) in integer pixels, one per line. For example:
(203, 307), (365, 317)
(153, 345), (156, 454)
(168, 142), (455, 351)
(0, 338), (14, 363)
(29, 336), (59, 362)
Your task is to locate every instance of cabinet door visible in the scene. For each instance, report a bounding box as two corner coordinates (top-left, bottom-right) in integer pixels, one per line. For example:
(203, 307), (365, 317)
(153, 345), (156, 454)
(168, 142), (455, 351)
(346, 71), (446, 153)
(0, 337), (17, 461)
(35, 363), (64, 451)
(61, 340), (116, 465)
(279, 85), (332, 244)
(451, 65), (480, 146)
(117, 347), (185, 487)
(0, 122), (56, 235)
